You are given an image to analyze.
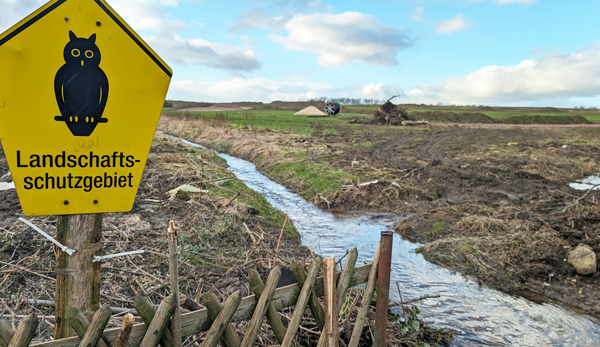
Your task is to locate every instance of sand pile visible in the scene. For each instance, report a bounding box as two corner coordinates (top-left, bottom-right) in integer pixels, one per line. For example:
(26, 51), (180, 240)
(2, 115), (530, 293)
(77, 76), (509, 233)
(294, 106), (326, 116)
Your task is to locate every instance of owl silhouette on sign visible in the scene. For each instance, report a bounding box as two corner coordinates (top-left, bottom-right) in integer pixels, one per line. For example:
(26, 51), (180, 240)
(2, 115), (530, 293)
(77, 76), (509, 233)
(54, 31), (109, 137)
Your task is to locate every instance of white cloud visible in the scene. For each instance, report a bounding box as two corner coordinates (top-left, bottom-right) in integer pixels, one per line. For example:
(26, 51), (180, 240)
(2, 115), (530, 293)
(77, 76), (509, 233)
(435, 14), (473, 34)
(0, 0), (260, 72)
(229, 8), (290, 32)
(270, 12), (412, 67)
(403, 44), (600, 105)
(169, 77), (339, 102)
(0, 0), (45, 32)
(411, 7), (425, 23)
(229, 0), (333, 32)
(0, 0), (191, 32)
(145, 22), (260, 71)
(360, 83), (404, 101)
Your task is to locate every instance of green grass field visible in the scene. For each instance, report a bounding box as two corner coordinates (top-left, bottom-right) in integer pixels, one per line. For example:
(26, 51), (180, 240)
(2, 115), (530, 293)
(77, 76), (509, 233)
(162, 109), (373, 134)
(163, 102), (600, 130)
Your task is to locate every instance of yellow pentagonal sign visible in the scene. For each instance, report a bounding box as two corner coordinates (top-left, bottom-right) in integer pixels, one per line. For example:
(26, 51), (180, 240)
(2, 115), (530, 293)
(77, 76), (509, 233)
(0, 0), (172, 216)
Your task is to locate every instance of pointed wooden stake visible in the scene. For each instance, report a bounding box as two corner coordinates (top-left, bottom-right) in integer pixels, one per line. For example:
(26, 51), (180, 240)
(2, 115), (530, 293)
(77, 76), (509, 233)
(323, 257), (338, 347)
(348, 243), (381, 347)
(167, 221), (182, 347)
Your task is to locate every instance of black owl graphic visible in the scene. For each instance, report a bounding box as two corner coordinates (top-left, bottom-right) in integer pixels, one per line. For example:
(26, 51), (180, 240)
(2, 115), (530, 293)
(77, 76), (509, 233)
(54, 31), (109, 137)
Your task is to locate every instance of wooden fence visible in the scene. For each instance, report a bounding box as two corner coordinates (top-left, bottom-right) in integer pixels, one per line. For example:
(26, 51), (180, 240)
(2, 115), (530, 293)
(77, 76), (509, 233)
(0, 240), (393, 347)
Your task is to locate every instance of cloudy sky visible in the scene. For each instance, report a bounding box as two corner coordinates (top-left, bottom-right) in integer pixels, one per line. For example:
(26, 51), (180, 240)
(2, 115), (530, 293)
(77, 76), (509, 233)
(2, 0), (599, 106)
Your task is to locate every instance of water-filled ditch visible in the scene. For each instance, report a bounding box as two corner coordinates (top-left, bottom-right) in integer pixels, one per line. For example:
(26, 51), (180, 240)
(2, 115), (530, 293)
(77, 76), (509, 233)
(144, 137), (600, 345)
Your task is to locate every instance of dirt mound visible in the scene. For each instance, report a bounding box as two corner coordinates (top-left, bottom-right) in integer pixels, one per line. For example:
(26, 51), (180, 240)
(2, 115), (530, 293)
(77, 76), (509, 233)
(410, 111), (493, 123)
(496, 115), (592, 125)
(371, 102), (412, 125)
(534, 107), (562, 113)
(294, 106), (326, 116)
(410, 111), (592, 125)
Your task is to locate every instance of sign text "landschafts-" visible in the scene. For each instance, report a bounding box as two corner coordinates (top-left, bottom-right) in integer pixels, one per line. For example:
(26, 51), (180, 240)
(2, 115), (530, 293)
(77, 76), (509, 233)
(16, 151), (142, 192)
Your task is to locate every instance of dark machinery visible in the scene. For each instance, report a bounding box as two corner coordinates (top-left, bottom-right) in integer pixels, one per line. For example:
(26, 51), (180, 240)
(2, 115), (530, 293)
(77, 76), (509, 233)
(325, 101), (341, 116)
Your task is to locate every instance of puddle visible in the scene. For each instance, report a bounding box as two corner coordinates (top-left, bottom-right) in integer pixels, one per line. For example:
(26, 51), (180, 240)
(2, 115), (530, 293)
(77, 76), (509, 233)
(0, 181), (15, 191)
(569, 174), (600, 191)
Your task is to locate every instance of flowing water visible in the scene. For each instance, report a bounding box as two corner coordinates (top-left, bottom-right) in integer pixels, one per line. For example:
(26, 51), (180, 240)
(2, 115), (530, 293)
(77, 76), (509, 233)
(188, 138), (600, 346)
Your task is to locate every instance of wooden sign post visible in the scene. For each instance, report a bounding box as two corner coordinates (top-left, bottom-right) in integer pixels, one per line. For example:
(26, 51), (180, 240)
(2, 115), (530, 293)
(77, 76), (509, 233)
(54, 214), (103, 339)
(0, 0), (172, 339)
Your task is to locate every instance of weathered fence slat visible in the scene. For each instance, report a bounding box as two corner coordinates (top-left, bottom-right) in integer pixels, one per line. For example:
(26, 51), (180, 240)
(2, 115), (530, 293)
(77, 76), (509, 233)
(139, 294), (177, 347)
(199, 291), (241, 347)
(167, 222), (182, 347)
(348, 243), (381, 347)
(375, 232), (393, 347)
(30, 263), (373, 347)
(202, 293), (241, 347)
(317, 248), (358, 347)
(0, 319), (14, 347)
(323, 257), (338, 347)
(281, 256), (323, 347)
(65, 307), (110, 347)
(336, 248), (359, 310)
(7, 314), (37, 347)
(134, 296), (175, 347)
(291, 261), (326, 331)
(247, 269), (287, 344)
(240, 266), (282, 347)
(114, 314), (135, 347)
(77, 306), (112, 347)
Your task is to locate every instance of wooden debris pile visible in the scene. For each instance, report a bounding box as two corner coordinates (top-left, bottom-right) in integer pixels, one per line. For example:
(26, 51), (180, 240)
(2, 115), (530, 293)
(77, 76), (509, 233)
(371, 102), (412, 125)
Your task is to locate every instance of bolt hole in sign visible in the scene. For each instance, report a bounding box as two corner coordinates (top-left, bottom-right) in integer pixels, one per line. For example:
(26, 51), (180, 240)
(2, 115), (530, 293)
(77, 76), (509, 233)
(0, 0), (172, 215)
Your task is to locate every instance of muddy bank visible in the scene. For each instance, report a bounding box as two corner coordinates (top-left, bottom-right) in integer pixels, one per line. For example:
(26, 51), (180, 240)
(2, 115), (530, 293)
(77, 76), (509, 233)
(321, 127), (600, 316)
(159, 115), (600, 317)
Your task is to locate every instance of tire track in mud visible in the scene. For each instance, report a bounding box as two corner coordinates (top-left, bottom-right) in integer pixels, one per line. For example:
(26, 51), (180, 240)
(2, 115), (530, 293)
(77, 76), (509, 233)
(415, 131), (457, 162)
(365, 129), (474, 168)
(431, 123), (600, 129)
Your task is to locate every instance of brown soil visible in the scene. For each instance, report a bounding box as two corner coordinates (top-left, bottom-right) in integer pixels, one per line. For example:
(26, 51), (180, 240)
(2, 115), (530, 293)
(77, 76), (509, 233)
(409, 111), (591, 125)
(308, 126), (600, 316)
(432, 123), (600, 129)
